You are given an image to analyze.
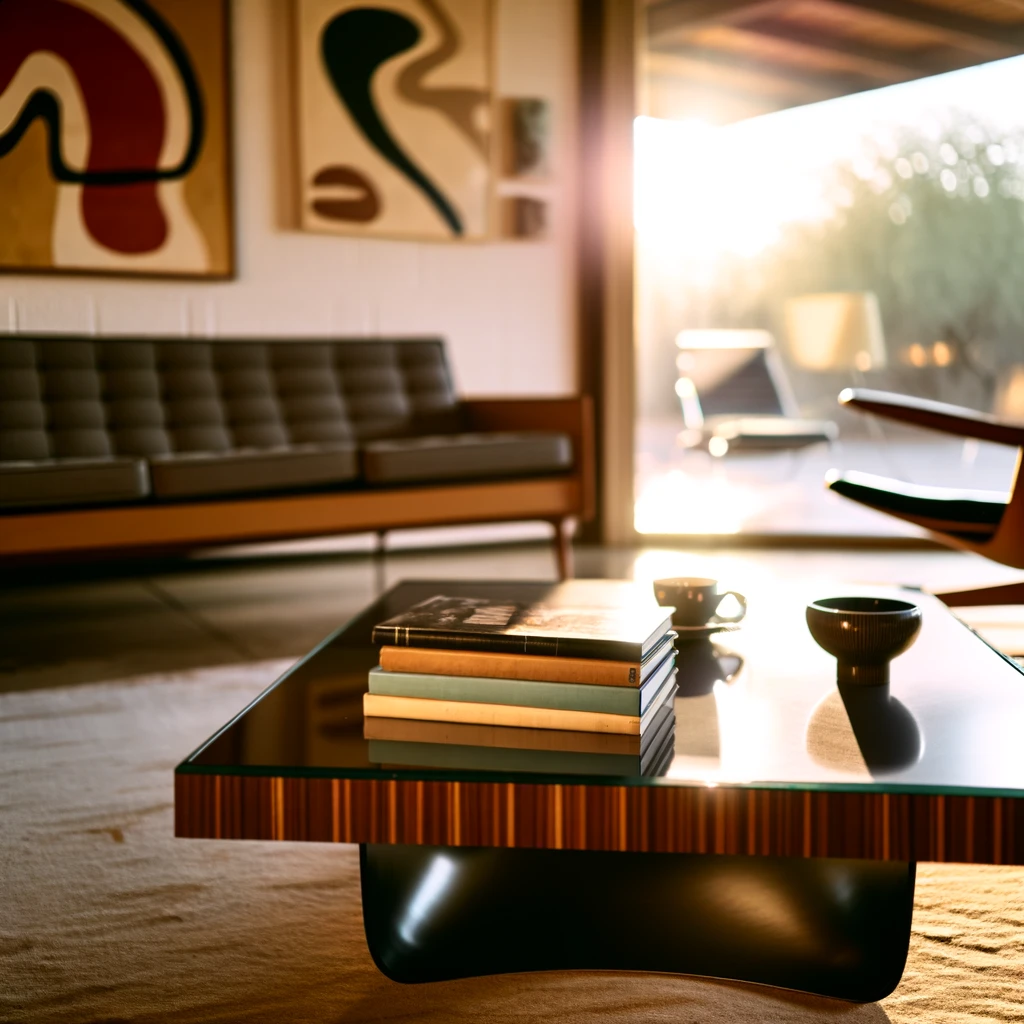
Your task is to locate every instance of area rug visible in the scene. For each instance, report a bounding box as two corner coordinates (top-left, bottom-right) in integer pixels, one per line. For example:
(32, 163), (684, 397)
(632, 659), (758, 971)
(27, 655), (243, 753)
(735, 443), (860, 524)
(2, 662), (1022, 1024)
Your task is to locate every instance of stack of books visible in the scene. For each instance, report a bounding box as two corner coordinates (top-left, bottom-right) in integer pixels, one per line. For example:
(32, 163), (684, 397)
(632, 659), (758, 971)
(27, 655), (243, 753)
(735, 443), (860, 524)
(363, 582), (678, 777)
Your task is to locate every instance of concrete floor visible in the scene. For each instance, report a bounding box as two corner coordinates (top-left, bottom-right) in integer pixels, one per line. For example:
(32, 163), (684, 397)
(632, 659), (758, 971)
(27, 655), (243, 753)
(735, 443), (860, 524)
(3, 538), (1022, 693)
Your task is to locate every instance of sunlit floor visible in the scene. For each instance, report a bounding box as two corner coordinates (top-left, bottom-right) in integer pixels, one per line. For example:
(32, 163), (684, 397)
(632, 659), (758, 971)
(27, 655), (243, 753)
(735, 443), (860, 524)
(635, 417), (1019, 537)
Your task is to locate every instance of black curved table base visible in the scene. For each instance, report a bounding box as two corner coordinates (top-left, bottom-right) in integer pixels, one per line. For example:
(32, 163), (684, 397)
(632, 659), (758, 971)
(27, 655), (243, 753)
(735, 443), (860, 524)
(360, 844), (916, 1003)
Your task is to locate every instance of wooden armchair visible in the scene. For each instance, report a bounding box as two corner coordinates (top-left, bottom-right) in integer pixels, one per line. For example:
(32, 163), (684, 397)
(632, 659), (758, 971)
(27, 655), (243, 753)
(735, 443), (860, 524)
(826, 388), (1024, 607)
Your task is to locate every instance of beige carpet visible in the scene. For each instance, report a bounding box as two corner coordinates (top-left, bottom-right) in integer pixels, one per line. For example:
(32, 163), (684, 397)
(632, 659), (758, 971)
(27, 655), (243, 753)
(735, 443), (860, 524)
(2, 662), (1023, 1024)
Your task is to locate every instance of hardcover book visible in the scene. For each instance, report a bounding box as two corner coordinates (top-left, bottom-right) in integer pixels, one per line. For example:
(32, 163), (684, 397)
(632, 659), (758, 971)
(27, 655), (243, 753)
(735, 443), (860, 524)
(367, 651), (676, 716)
(371, 581), (674, 662)
(369, 717), (676, 779)
(362, 673), (678, 736)
(378, 630), (676, 687)
(362, 706), (676, 757)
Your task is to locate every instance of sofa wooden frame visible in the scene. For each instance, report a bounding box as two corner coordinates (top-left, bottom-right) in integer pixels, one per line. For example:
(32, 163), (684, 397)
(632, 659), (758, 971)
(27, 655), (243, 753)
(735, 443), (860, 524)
(1, 396), (595, 579)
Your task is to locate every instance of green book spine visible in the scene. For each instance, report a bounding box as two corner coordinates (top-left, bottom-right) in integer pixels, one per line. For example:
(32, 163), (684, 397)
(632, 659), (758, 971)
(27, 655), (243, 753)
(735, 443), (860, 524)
(368, 655), (675, 716)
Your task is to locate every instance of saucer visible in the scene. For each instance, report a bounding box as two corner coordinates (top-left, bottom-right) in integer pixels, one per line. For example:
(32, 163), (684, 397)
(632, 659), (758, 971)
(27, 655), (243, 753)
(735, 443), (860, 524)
(671, 621), (741, 639)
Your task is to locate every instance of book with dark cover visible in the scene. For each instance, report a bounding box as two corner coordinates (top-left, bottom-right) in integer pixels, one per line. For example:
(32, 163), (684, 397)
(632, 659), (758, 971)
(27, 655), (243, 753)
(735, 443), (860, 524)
(371, 580), (674, 662)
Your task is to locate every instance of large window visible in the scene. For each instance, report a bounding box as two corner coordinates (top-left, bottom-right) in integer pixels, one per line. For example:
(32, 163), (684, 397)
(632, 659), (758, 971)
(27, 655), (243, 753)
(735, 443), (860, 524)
(634, 56), (1024, 537)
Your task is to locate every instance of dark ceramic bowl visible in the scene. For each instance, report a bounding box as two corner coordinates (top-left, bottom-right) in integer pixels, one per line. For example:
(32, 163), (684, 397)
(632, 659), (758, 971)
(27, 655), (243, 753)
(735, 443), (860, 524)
(805, 597), (922, 686)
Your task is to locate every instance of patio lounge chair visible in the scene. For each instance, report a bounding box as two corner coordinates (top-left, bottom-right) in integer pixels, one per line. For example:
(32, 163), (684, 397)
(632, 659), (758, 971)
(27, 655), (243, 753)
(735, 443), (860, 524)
(674, 329), (838, 456)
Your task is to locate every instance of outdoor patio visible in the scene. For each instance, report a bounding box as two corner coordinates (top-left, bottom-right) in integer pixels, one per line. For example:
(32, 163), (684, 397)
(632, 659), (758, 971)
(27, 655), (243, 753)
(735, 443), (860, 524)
(635, 415), (1018, 537)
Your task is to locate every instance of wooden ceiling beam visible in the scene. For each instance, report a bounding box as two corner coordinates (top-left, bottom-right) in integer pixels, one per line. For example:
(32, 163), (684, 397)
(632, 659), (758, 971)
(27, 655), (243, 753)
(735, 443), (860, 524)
(646, 73), (801, 111)
(647, 0), (792, 43)
(644, 48), (830, 100)
(815, 0), (1024, 57)
(645, 92), (794, 124)
(648, 44), (870, 100)
(644, 70), (809, 122)
(730, 19), (964, 81)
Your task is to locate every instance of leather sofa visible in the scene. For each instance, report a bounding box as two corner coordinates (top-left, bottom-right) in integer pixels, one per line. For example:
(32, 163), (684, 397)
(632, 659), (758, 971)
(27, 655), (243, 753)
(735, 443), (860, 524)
(0, 336), (594, 576)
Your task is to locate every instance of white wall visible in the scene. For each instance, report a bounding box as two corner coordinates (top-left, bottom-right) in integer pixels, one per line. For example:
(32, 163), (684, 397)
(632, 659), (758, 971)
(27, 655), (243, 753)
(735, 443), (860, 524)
(0, 0), (579, 397)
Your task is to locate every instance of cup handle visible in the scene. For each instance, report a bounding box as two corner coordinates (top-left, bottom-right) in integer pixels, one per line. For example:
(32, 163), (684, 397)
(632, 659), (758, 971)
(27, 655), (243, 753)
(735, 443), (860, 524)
(713, 591), (747, 623)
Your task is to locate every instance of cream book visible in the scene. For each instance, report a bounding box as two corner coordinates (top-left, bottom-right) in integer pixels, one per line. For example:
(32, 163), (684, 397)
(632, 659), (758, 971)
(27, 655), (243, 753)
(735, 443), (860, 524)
(363, 673), (677, 736)
(362, 712), (676, 756)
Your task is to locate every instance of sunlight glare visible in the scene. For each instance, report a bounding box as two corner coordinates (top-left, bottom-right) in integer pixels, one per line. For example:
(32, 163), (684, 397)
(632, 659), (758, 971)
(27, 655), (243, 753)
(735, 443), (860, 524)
(634, 469), (761, 534)
(634, 114), (835, 275)
(635, 56), (1024, 279)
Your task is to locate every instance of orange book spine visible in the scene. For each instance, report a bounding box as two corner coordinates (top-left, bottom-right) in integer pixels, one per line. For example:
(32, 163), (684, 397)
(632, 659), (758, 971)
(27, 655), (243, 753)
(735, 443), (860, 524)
(378, 646), (641, 687)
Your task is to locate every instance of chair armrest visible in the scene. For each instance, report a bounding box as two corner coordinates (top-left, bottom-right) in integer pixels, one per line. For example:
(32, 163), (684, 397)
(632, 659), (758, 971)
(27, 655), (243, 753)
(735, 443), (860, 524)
(826, 469), (1008, 527)
(839, 388), (1024, 447)
(461, 396), (595, 519)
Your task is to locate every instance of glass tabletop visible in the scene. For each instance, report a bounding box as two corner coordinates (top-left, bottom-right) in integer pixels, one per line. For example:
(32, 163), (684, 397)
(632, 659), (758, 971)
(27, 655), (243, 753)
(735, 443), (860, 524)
(179, 579), (1024, 798)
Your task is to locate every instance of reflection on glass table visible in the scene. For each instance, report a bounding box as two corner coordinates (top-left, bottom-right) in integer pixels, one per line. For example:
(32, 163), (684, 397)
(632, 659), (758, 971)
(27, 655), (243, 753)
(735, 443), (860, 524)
(180, 579), (1024, 797)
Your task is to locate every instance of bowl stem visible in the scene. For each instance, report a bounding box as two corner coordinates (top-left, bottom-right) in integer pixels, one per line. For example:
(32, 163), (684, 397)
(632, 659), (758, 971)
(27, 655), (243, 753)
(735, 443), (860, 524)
(837, 661), (889, 686)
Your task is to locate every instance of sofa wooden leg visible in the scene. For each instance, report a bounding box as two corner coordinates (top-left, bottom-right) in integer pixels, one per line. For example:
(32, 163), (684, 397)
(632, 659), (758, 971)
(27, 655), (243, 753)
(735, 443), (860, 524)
(551, 517), (575, 580)
(934, 581), (1024, 607)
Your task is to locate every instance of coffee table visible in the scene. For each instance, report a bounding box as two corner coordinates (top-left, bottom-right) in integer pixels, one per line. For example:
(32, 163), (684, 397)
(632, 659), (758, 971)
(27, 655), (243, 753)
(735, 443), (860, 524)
(175, 579), (1024, 1003)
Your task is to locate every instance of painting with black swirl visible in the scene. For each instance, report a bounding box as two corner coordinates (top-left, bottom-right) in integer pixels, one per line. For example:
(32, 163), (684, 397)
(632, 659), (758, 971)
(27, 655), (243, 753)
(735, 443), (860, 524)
(296, 0), (493, 241)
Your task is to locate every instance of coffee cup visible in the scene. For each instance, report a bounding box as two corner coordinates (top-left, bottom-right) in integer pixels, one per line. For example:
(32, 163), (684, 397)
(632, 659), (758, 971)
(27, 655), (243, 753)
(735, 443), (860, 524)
(653, 577), (747, 628)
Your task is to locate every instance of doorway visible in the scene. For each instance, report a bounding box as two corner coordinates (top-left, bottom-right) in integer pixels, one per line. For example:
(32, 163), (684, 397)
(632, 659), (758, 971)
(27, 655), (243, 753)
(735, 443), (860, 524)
(626, 3), (1024, 542)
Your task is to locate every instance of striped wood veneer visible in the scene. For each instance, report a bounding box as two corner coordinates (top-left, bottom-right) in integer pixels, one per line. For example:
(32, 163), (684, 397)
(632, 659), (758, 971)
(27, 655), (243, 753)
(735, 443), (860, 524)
(175, 773), (1023, 865)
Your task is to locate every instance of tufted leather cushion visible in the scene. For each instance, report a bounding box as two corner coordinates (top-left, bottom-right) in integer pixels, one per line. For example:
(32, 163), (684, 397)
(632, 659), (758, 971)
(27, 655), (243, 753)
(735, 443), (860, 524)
(333, 341), (464, 439)
(361, 432), (573, 484)
(0, 337), (458, 463)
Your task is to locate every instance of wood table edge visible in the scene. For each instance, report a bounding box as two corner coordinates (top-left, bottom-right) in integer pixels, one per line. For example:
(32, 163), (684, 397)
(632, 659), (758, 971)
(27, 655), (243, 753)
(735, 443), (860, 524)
(174, 771), (1023, 865)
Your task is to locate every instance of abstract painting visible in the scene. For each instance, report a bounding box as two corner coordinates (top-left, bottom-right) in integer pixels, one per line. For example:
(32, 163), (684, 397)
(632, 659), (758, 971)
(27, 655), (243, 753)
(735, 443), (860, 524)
(297, 0), (493, 241)
(0, 0), (232, 278)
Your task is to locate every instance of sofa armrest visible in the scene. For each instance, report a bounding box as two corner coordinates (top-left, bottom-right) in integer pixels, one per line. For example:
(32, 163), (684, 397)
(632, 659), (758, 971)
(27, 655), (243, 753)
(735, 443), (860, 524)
(839, 388), (1024, 447)
(461, 396), (595, 520)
